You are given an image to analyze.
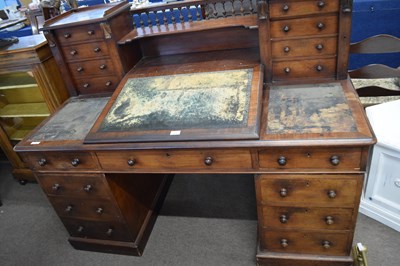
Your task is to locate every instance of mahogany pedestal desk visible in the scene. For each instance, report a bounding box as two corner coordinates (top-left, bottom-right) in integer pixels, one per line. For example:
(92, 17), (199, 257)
(15, 1), (376, 265)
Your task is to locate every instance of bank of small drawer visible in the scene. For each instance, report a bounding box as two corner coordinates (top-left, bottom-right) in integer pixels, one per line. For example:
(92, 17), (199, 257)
(62, 218), (133, 242)
(62, 42), (109, 62)
(258, 148), (362, 170)
(49, 196), (122, 221)
(271, 37), (337, 59)
(68, 59), (115, 78)
(259, 229), (351, 256)
(269, 0), (340, 18)
(256, 174), (362, 207)
(75, 75), (118, 95)
(270, 14), (338, 38)
(272, 58), (336, 80)
(259, 206), (354, 230)
(25, 152), (99, 171)
(55, 24), (103, 45)
(37, 173), (110, 197)
(96, 149), (253, 171)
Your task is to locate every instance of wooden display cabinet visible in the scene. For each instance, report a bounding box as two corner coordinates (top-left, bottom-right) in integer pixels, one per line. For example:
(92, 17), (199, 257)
(0, 34), (68, 183)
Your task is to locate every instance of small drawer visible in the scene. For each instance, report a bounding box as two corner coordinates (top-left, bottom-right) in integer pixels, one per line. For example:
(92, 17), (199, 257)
(55, 24), (103, 45)
(270, 14), (338, 38)
(259, 206), (354, 230)
(255, 174), (363, 207)
(49, 196), (122, 221)
(269, 0), (340, 18)
(258, 148), (362, 170)
(271, 37), (337, 59)
(62, 42), (109, 62)
(272, 58), (336, 80)
(97, 149), (253, 171)
(259, 229), (351, 256)
(37, 173), (110, 197)
(75, 75), (119, 95)
(68, 59), (115, 77)
(61, 218), (133, 242)
(25, 152), (99, 171)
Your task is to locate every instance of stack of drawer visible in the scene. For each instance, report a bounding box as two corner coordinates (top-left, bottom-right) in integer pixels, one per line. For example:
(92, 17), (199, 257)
(255, 147), (364, 264)
(23, 150), (170, 255)
(269, 0), (340, 81)
(54, 24), (121, 95)
(36, 172), (133, 242)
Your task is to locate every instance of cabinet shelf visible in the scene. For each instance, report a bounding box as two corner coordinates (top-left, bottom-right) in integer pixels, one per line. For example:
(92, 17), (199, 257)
(0, 72), (37, 90)
(0, 102), (50, 118)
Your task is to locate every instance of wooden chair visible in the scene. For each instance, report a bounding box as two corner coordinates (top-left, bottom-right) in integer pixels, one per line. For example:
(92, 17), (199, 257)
(349, 34), (400, 107)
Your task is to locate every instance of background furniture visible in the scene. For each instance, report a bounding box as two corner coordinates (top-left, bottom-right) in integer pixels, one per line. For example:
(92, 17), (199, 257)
(349, 34), (400, 107)
(15, 1), (374, 265)
(360, 100), (400, 232)
(0, 34), (68, 183)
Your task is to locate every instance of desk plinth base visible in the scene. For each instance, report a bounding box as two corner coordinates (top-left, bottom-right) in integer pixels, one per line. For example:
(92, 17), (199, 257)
(256, 249), (354, 266)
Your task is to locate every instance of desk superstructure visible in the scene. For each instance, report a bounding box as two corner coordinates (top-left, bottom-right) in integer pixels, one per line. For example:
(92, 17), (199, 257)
(15, 1), (375, 265)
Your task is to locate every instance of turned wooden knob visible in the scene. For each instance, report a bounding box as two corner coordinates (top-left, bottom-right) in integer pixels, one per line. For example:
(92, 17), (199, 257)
(105, 81), (112, 86)
(83, 184), (92, 192)
(106, 228), (113, 236)
(76, 66), (84, 72)
(316, 44), (324, 50)
(325, 216), (334, 225)
(330, 155), (340, 166)
(282, 4), (289, 12)
(278, 156), (287, 166)
(83, 83), (90, 88)
(64, 33), (71, 38)
(322, 240), (331, 249)
(71, 158), (80, 167)
(280, 214), (288, 223)
(96, 207), (103, 214)
(87, 30), (95, 35)
(52, 183), (60, 191)
(127, 159), (136, 166)
(38, 158), (47, 166)
(204, 156), (213, 166)
(65, 205), (73, 212)
(317, 1), (325, 8)
(317, 22), (325, 30)
(283, 46), (290, 53)
(327, 190), (337, 198)
(316, 65), (323, 72)
(280, 188), (288, 197)
(284, 67), (290, 74)
(77, 226), (84, 233)
(99, 64), (107, 70)
(70, 50), (77, 56)
(281, 239), (289, 248)
(282, 25), (290, 32)
(94, 47), (101, 52)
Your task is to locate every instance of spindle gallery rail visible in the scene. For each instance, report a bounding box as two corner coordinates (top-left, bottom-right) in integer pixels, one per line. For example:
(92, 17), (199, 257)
(119, 0), (259, 44)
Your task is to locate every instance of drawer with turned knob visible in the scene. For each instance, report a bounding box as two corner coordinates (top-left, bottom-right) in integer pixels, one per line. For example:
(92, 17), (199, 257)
(258, 148), (362, 170)
(68, 59), (115, 77)
(272, 58), (336, 80)
(62, 42), (109, 62)
(61, 218), (132, 242)
(36, 173), (111, 197)
(255, 174), (363, 207)
(269, 0), (340, 18)
(259, 206), (354, 230)
(48, 196), (122, 221)
(24, 152), (98, 171)
(55, 25), (103, 46)
(75, 76), (119, 94)
(271, 37), (337, 59)
(260, 229), (350, 255)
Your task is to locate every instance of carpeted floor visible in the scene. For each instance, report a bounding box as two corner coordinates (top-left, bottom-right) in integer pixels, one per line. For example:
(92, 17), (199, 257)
(1, 161), (399, 266)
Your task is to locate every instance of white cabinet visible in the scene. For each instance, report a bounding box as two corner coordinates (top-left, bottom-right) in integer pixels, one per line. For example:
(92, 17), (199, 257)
(360, 100), (400, 232)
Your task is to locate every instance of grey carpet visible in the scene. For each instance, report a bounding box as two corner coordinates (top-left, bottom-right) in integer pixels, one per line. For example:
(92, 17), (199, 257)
(1, 162), (399, 265)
